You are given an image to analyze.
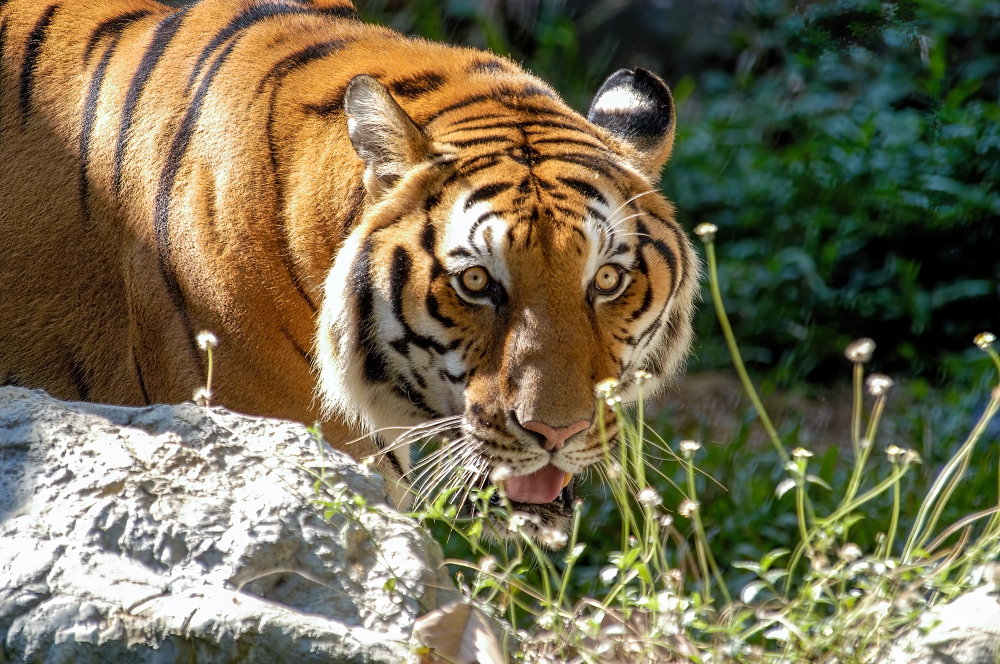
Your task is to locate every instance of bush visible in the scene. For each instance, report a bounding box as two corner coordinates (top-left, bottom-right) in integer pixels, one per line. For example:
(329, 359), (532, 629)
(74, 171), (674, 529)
(667, 0), (1000, 383)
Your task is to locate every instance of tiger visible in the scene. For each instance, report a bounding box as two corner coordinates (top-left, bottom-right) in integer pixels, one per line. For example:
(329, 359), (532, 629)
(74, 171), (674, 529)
(0, 0), (698, 534)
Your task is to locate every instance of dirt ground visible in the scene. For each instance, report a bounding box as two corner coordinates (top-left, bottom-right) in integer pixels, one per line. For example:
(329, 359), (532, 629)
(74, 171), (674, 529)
(649, 372), (913, 452)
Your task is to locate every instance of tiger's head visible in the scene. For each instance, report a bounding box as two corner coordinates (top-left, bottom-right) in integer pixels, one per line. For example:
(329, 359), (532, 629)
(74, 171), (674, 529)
(317, 64), (698, 534)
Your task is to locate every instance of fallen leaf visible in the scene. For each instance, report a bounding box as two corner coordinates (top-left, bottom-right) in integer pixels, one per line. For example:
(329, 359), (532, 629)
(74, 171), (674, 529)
(412, 601), (506, 664)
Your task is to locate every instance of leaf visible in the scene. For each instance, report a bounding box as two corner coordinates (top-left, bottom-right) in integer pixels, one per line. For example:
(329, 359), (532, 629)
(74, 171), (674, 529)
(764, 569), (789, 584)
(412, 601), (506, 664)
(760, 548), (790, 572)
(732, 561), (763, 575)
(741, 580), (767, 603)
(805, 474), (832, 490)
(775, 478), (797, 499)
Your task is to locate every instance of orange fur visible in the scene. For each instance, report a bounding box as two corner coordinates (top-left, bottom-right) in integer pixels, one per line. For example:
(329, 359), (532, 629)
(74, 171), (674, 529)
(0, 0), (698, 503)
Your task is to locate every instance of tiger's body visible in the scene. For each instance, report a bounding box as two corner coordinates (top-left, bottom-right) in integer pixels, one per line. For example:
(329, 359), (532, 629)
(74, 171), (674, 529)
(0, 0), (697, 527)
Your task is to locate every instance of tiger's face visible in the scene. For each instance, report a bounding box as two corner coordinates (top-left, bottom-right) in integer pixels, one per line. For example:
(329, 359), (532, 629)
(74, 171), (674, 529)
(318, 67), (698, 532)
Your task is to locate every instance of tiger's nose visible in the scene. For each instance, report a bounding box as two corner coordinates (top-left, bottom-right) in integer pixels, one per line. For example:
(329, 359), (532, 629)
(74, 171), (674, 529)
(521, 420), (591, 451)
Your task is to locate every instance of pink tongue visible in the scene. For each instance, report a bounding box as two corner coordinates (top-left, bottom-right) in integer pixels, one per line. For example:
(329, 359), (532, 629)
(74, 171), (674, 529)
(504, 464), (568, 504)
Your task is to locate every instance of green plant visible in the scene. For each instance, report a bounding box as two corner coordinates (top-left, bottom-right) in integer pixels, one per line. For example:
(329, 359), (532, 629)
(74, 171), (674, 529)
(333, 224), (999, 662)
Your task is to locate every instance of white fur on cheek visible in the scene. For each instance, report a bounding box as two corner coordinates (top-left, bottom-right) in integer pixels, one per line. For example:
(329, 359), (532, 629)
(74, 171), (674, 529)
(315, 229), (423, 474)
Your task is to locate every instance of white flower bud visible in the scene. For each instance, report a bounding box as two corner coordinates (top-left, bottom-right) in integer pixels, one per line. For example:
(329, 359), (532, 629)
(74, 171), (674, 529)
(678, 499), (699, 518)
(637, 487), (662, 507)
(838, 543), (862, 562)
(844, 338), (875, 363)
(866, 374), (893, 396)
(693, 222), (718, 242)
(192, 387), (211, 406)
(196, 331), (219, 350)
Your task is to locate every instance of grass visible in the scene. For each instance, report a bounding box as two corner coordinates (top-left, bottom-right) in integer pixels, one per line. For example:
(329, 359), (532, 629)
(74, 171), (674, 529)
(305, 226), (1000, 663)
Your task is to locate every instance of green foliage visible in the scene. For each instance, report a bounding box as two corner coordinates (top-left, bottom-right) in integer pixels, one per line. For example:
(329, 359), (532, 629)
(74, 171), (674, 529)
(669, 0), (1000, 383)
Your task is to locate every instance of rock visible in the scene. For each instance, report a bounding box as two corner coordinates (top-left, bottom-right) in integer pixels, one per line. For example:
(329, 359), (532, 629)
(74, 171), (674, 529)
(0, 387), (455, 663)
(879, 582), (1000, 664)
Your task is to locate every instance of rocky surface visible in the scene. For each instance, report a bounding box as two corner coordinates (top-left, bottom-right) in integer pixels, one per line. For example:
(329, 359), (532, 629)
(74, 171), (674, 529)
(879, 581), (1000, 664)
(0, 387), (455, 663)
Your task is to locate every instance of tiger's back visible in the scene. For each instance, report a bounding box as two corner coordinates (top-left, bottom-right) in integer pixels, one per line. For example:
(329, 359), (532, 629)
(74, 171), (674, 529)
(0, 0), (547, 441)
(0, 0), (698, 506)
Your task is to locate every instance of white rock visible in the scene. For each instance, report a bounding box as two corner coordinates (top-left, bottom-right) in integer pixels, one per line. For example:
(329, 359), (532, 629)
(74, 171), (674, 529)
(879, 583), (1000, 664)
(0, 387), (455, 663)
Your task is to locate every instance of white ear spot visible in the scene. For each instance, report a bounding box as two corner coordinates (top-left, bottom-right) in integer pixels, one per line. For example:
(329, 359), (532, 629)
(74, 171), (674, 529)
(591, 86), (657, 114)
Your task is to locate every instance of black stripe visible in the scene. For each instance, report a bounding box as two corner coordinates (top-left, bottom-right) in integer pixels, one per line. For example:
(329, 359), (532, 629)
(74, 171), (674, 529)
(389, 71), (446, 99)
(421, 84), (554, 125)
(152, 38), (240, 369)
(636, 220), (679, 297)
(80, 32), (128, 228)
(113, 7), (189, 196)
(372, 434), (407, 477)
(434, 113), (510, 134)
(627, 254), (653, 321)
(553, 204), (581, 220)
(463, 182), (513, 211)
(449, 134), (514, 149)
(388, 247), (456, 356)
(19, 4), (58, 120)
(84, 10), (150, 63)
(537, 152), (630, 181)
(339, 181), (367, 240)
(262, 39), (351, 314)
(635, 315), (663, 346)
(466, 210), (496, 245)
(420, 223), (456, 329)
(283, 327), (314, 365)
(465, 57), (509, 75)
(529, 135), (605, 150)
(644, 210), (691, 293)
(257, 38), (348, 94)
(557, 177), (607, 206)
(445, 107), (583, 135)
(187, 2), (354, 93)
(134, 354), (151, 404)
(68, 355), (91, 401)
(301, 87), (348, 117)
(455, 155), (503, 177)
(353, 237), (391, 383)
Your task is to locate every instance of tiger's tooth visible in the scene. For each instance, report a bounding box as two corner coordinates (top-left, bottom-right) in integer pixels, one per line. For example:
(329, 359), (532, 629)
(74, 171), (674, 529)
(561, 472), (572, 488)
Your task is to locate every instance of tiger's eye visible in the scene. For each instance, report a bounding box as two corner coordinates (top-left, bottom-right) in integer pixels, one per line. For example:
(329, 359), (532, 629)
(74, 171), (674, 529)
(461, 266), (490, 293)
(594, 265), (622, 293)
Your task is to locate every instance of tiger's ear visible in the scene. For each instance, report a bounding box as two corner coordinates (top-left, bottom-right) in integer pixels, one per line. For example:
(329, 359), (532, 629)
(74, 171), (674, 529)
(588, 68), (676, 179)
(345, 75), (431, 200)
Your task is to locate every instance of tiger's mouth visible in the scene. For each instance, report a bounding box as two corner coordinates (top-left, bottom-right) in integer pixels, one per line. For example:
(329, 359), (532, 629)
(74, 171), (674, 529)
(503, 463), (573, 504)
(492, 467), (576, 516)
(474, 465), (577, 545)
